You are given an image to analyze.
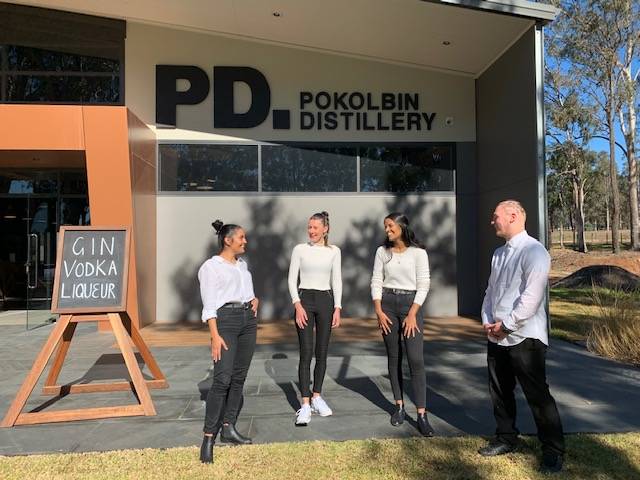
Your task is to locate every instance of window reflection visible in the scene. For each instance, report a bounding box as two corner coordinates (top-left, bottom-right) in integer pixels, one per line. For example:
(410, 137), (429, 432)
(159, 144), (259, 192)
(360, 146), (454, 192)
(262, 146), (357, 192)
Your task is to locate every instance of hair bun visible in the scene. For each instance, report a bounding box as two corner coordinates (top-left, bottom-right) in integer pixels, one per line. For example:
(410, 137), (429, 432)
(321, 211), (329, 218)
(212, 219), (224, 234)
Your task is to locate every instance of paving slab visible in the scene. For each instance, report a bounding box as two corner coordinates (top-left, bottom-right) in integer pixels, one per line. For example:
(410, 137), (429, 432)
(0, 321), (639, 455)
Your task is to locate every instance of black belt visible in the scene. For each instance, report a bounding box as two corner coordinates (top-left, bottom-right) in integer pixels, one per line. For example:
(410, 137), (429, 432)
(383, 287), (416, 295)
(220, 302), (251, 310)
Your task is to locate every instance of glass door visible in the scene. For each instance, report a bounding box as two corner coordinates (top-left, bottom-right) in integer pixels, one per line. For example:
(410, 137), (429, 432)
(25, 196), (58, 329)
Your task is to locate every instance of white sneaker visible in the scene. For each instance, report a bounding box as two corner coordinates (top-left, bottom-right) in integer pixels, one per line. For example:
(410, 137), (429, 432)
(311, 396), (333, 417)
(295, 404), (311, 426)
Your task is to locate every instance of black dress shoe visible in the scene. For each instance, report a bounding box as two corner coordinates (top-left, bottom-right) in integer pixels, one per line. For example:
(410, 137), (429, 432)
(390, 405), (405, 426)
(417, 413), (435, 437)
(478, 440), (515, 457)
(539, 452), (563, 473)
(200, 435), (215, 463)
(220, 423), (252, 445)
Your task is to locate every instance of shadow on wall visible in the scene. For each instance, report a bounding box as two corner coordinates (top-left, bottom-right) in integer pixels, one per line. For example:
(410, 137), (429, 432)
(170, 235), (217, 323)
(341, 196), (456, 317)
(170, 195), (455, 322)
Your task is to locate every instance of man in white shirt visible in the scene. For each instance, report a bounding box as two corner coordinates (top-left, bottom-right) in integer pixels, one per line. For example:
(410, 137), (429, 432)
(478, 200), (565, 474)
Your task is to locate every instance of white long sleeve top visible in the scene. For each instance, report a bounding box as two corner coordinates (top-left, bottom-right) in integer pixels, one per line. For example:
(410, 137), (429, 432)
(481, 230), (550, 346)
(288, 243), (342, 308)
(370, 246), (430, 306)
(198, 256), (255, 322)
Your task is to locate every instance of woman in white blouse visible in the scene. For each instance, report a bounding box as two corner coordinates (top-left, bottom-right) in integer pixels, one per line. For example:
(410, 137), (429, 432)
(288, 211), (342, 426)
(371, 212), (434, 436)
(197, 220), (259, 463)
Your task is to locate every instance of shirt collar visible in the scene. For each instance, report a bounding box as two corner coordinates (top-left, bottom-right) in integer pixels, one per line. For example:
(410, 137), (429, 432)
(506, 230), (528, 249)
(213, 255), (244, 265)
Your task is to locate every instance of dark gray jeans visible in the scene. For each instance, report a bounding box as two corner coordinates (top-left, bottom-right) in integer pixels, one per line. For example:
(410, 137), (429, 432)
(203, 306), (257, 435)
(381, 291), (426, 409)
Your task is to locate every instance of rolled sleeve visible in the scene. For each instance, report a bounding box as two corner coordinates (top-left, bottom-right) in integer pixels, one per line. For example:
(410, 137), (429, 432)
(413, 249), (430, 306)
(198, 262), (220, 323)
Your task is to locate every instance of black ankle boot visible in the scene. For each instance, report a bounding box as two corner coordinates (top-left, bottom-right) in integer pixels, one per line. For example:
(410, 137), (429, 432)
(221, 423), (252, 445)
(390, 404), (405, 426)
(417, 413), (435, 437)
(200, 435), (215, 463)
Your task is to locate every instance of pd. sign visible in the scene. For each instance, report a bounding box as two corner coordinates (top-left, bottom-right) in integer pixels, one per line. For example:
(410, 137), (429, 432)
(51, 226), (130, 314)
(156, 65), (437, 132)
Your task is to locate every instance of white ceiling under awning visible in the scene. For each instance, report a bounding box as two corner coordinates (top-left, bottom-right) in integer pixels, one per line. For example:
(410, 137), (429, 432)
(6, 0), (556, 77)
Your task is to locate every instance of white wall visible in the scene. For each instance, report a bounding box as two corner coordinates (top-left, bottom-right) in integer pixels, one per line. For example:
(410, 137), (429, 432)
(156, 194), (457, 322)
(125, 22), (475, 143)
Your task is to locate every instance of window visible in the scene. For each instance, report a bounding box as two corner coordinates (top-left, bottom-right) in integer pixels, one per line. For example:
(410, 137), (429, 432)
(261, 145), (357, 192)
(159, 144), (259, 192)
(360, 145), (454, 192)
(0, 3), (125, 104)
(158, 143), (455, 194)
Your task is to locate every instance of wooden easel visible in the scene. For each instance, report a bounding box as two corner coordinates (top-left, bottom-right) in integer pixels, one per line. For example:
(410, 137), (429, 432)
(1, 226), (168, 427)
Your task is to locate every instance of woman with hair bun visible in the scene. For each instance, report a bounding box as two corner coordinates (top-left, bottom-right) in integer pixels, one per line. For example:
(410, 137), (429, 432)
(198, 220), (259, 463)
(288, 211), (342, 426)
(370, 212), (434, 437)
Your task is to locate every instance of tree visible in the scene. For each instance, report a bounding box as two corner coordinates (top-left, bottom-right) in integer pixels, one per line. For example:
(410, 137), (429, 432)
(554, 0), (638, 253)
(545, 19), (598, 252)
(616, 1), (640, 249)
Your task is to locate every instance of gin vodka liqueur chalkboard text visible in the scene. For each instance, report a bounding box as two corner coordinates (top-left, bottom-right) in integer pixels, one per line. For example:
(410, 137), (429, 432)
(51, 227), (130, 313)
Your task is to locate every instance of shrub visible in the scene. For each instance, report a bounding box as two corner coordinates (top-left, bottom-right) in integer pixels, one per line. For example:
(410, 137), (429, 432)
(586, 286), (640, 365)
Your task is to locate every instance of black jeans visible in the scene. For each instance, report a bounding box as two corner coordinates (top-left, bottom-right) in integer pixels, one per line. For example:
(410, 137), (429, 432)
(487, 338), (565, 455)
(381, 292), (426, 409)
(296, 289), (334, 398)
(203, 306), (257, 435)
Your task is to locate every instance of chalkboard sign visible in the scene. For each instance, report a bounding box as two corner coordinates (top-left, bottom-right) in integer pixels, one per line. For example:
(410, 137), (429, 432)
(51, 226), (131, 314)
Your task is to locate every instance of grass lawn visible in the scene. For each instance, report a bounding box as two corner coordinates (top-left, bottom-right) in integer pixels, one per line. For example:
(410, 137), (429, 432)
(1, 434), (639, 480)
(549, 287), (639, 343)
(549, 288), (600, 342)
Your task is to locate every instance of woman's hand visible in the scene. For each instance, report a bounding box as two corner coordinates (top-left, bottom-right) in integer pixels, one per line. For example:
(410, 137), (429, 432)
(376, 309), (393, 335)
(250, 297), (259, 317)
(402, 312), (420, 338)
(211, 333), (228, 363)
(294, 302), (308, 329)
(332, 307), (341, 328)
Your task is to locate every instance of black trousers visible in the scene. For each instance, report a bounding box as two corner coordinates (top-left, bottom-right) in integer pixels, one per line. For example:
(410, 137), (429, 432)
(296, 289), (334, 398)
(381, 292), (426, 409)
(487, 338), (565, 455)
(203, 306), (257, 435)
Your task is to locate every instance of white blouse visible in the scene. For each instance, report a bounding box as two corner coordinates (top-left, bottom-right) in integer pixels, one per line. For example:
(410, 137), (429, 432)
(370, 246), (430, 306)
(198, 256), (255, 322)
(288, 243), (342, 308)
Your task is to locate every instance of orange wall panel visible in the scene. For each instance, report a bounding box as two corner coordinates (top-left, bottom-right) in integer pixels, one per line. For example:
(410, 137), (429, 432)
(0, 105), (85, 150)
(0, 105), (157, 330)
(82, 106), (140, 329)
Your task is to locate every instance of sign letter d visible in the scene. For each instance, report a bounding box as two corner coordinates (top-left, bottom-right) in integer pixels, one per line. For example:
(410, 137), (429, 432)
(214, 66), (271, 128)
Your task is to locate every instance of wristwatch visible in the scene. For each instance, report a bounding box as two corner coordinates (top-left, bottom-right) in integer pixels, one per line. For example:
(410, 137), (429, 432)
(500, 323), (514, 335)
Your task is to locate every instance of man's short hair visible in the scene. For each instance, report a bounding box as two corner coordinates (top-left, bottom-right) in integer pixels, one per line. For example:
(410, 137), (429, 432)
(498, 200), (527, 220)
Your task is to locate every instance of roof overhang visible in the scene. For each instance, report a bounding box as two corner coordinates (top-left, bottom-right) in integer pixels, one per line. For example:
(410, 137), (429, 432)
(3, 0), (558, 77)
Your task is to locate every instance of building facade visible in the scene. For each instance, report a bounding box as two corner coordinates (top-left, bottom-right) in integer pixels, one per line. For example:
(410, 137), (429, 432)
(0, 1), (556, 327)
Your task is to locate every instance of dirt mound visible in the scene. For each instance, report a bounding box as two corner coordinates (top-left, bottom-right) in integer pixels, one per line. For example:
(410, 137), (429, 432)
(552, 265), (640, 291)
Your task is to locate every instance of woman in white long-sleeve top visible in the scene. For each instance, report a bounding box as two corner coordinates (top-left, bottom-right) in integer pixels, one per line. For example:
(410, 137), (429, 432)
(288, 211), (342, 426)
(371, 212), (434, 436)
(198, 220), (259, 463)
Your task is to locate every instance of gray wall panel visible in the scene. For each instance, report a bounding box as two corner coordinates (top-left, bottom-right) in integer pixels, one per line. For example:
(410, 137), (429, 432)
(455, 142), (480, 315)
(475, 26), (543, 303)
